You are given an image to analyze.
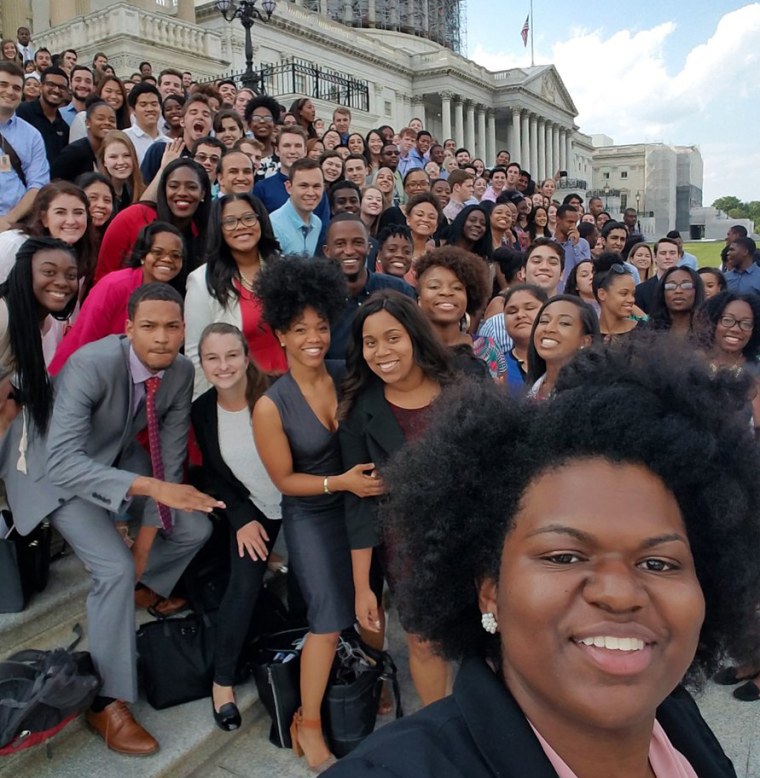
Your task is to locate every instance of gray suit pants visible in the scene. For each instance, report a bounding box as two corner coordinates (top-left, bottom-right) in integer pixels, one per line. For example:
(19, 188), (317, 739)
(50, 498), (212, 702)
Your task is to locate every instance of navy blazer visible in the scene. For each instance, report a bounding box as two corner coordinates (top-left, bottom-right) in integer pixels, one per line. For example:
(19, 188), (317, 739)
(326, 656), (736, 777)
(339, 379), (405, 550)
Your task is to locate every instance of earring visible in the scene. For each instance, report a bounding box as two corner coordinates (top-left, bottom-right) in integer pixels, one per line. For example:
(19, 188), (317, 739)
(481, 612), (498, 634)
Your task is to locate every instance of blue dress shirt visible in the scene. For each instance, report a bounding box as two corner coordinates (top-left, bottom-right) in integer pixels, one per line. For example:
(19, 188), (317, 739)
(0, 114), (49, 216)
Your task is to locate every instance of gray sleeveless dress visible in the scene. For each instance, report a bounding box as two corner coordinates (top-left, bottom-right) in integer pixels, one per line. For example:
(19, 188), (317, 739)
(265, 361), (354, 634)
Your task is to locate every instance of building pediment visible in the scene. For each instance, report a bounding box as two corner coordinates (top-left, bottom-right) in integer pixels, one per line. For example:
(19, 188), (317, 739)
(519, 65), (577, 115)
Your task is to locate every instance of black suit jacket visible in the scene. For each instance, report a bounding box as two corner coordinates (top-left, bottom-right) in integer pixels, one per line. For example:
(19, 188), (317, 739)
(339, 379), (405, 550)
(634, 274), (659, 314)
(191, 388), (263, 532)
(50, 137), (96, 183)
(326, 656), (736, 778)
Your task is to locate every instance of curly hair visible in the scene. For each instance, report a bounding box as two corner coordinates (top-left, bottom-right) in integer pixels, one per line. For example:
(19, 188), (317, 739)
(694, 290), (760, 361)
(381, 335), (760, 683)
(244, 94), (280, 125)
(414, 246), (491, 316)
(124, 221), (184, 269)
(254, 256), (348, 333)
(444, 204), (492, 261)
(647, 266), (704, 331)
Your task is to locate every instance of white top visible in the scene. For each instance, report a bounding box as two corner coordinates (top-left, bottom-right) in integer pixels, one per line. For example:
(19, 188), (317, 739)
(0, 229), (28, 284)
(124, 124), (168, 164)
(217, 405), (282, 521)
(68, 110), (88, 143)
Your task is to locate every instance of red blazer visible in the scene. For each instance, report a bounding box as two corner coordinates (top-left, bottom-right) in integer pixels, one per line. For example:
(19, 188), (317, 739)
(49, 267), (143, 375)
(95, 203), (158, 283)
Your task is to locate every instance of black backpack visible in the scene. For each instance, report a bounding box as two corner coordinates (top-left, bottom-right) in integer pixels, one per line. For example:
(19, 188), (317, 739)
(0, 625), (101, 754)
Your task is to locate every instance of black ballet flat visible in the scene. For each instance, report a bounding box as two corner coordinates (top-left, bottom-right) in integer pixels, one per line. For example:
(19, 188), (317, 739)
(212, 700), (241, 731)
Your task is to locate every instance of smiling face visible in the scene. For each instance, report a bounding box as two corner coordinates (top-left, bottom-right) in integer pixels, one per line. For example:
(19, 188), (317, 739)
(524, 245), (562, 294)
(141, 230), (183, 284)
(218, 82), (237, 105)
(277, 306), (330, 368)
(320, 155), (343, 182)
(374, 167), (394, 194)
(126, 299), (184, 372)
(406, 201), (438, 239)
(360, 187), (384, 219)
(345, 158), (368, 186)
(221, 198), (261, 254)
(322, 130), (341, 150)
(463, 209), (486, 244)
(629, 245), (653, 273)
(164, 165), (203, 220)
(418, 265), (467, 325)
(287, 167), (324, 215)
(362, 309), (422, 387)
(367, 132), (383, 156)
(84, 181), (114, 228)
(86, 104), (116, 140)
(217, 116), (243, 148)
(714, 300), (754, 356)
(31, 248), (79, 313)
(533, 299), (592, 364)
(480, 459), (703, 737)
(218, 152), (254, 195)
(200, 331), (249, 392)
(378, 233), (413, 277)
(41, 193), (88, 244)
(490, 204), (512, 233)
(504, 290), (543, 344)
(102, 140), (133, 181)
(324, 219), (369, 278)
(598, 273), (636, 319)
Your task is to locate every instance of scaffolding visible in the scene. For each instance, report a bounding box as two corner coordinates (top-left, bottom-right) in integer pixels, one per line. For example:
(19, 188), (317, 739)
(301, 1), (467, 54)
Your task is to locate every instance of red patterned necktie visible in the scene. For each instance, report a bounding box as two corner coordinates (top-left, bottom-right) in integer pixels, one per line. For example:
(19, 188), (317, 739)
(145, 376), (173, 534)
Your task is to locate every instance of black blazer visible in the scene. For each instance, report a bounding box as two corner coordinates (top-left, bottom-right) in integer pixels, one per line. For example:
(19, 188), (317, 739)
(325, 656), (736, 777)
(339, 379), (405, 551)
(191, 387), (266, 532)
(634, 274), (659, 314)
(50, 137), (96, 183)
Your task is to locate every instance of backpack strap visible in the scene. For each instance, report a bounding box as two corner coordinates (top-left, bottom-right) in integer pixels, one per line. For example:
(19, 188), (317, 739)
(0, 132), (27, 188)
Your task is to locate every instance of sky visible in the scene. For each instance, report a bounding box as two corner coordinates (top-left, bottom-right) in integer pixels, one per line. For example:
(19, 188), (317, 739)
(466, 2), (760, 205)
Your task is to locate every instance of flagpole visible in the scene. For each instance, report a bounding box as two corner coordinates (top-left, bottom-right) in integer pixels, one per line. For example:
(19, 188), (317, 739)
(530, 0), (535, 66)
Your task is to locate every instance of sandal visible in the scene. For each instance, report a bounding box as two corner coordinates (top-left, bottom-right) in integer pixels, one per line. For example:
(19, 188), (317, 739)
(290, 707), (336, 774)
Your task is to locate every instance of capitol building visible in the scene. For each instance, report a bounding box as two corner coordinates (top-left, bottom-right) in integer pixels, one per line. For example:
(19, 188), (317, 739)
(3, 0), (594, 188)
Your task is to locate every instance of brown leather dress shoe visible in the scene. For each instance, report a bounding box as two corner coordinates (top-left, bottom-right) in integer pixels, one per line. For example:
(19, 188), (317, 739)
(86, 700), (159, 756)
(134, 586), (187, 616)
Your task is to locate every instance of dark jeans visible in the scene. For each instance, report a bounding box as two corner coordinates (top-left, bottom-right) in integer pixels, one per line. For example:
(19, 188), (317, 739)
(213, 510), (281, 686)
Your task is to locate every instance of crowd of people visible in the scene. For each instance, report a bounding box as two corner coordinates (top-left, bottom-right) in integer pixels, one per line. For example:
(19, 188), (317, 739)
(0, 25), (759, 777)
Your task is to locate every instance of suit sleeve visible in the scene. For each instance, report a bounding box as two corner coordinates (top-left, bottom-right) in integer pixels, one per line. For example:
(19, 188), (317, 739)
(339, 406), (381, 550)
(47, 351), (136, 512)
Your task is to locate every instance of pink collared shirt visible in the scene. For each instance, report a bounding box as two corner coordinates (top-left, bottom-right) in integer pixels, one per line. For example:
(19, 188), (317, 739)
(529, 719), (699, 777)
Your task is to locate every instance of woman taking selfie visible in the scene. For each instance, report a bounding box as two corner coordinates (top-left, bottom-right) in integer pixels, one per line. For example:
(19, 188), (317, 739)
(327, 337), (757, 777)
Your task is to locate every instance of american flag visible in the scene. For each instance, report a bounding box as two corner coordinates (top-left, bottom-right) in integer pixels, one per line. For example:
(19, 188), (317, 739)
(521, 15), (530, 47)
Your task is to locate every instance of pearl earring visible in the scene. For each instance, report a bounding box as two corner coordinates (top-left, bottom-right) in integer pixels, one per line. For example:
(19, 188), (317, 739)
(481, 612), (498, 634)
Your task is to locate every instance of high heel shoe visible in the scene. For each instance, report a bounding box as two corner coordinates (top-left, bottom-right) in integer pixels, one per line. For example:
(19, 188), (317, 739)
(212, 699), (241, 731)
(290, 707), (337, 774)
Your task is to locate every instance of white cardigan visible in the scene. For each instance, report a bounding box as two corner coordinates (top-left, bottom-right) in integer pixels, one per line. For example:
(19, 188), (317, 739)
(184, 263), (244, 400)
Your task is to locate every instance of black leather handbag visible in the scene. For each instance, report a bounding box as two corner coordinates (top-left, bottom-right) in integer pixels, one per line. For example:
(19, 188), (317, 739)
(136, 612), (215, 710)
(0, 517), (51, 614)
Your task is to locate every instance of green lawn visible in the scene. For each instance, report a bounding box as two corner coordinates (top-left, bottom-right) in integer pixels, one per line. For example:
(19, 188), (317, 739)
(683, 241), (723, 268)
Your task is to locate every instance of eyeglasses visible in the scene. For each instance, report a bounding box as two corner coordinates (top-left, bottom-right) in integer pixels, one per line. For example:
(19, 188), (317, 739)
(42, 81), (68, 91)
(405, 180), (428, 191)
(148, 248), (183, 262)
(719, 315), (754, 332)
(609, 263), (632, 275)
(221, 212), (259, 231)
(249, 115), (274, 124)
(194, 153), (221, 165)
(663, 281), (695, 291)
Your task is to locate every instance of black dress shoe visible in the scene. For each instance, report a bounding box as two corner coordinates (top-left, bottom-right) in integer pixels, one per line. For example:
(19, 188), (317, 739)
(212, 700), (241, 731)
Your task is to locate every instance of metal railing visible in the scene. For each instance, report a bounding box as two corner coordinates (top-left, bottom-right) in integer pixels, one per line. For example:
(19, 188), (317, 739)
(557, 178), (587, 190)
(204, 57), (370, 112)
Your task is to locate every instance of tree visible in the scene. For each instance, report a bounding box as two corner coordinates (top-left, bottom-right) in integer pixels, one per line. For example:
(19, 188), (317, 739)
(713, 196), (743, 213)
(712, 196), (759, 231)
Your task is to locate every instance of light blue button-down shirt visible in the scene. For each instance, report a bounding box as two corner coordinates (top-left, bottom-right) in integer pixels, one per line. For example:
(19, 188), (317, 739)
(0, 114), (49, 216)
(270, 199), (322, 257)
(60, 102), (79, 127)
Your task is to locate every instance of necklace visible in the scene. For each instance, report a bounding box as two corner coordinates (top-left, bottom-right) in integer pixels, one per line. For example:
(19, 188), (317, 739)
(237, 268), (258, 290)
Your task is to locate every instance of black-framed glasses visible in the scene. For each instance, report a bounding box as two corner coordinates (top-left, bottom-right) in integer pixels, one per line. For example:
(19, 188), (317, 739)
(221, 212), (259, 231)
(42, 81), (68, 91)
(719, 315), (754, 332)
(663, 281), (695, 291)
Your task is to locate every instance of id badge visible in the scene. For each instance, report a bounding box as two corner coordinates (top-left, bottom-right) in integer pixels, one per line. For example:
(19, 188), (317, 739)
(0, 155), (11, 174)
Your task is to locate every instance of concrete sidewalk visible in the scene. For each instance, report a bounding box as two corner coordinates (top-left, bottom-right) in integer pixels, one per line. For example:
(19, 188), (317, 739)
(191, 612), (760, 778)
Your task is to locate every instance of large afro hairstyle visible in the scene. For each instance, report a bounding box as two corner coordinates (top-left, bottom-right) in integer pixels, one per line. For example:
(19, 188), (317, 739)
(254, 255), (348, 332)
(380, 333), (760, 685)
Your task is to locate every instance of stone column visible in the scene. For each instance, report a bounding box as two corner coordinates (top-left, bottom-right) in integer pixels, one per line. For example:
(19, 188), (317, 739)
(368, 0), (376, 26)
(552, 124), (561, 176)
(546, 123), (555, 177)
(465, 101), (476, 154)
(3, 0), (31, 33)
(441, 91), (452, 143)
(511, 108), (522, 167)
(411, 95), (426, 128)
(486, 109), (496, 166)
(520, 110), (530, 169)
(565, 132), (573, 177)
(454, 98), (464, 147)
(176, 0), (195, 22)
(537, 118), (546, 182)
(529, 114), (538, 176)
(476, 105), (486, 160)
(559, 128), (567, 172)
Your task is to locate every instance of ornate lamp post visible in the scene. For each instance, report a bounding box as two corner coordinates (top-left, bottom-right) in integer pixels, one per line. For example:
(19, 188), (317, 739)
(215, 0), (277, 93)
(635, 190), (641, 228)
(603, 182), (610, 210)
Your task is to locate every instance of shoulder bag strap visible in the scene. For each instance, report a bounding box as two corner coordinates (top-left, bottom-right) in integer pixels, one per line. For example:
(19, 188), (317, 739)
(0, 131), (27, 187)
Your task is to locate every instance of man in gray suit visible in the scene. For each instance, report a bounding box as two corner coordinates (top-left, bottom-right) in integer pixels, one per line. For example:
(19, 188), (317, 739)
(42, 283), (222, 754)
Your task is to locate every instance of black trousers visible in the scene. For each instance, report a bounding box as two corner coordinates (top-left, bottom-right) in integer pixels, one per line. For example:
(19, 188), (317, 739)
(213, 510), (281, 686)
